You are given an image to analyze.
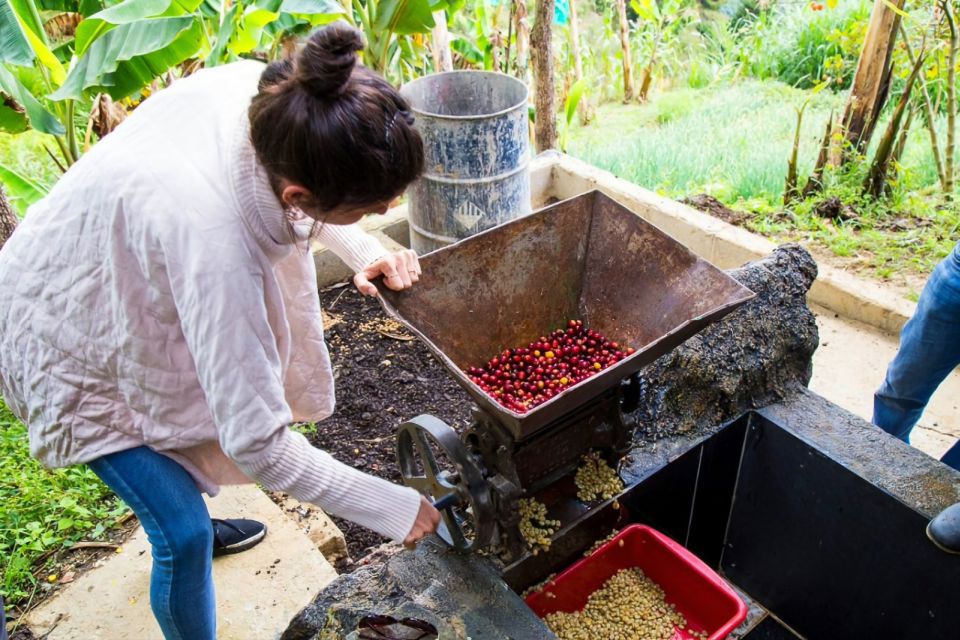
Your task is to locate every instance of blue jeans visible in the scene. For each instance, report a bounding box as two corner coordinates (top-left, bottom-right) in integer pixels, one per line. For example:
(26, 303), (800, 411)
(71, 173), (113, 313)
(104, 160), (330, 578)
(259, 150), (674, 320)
(88, 447), (215, 640)
(873, 241), (960, 471)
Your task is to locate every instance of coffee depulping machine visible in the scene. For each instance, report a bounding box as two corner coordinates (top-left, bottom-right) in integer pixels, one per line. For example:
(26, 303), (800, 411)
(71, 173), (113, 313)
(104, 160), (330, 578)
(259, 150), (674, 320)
(380, 191), (754, 564)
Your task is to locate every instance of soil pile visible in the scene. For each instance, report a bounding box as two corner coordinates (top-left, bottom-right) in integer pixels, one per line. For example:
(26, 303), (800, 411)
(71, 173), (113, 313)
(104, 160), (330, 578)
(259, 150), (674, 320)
(313, 285), (473, 561)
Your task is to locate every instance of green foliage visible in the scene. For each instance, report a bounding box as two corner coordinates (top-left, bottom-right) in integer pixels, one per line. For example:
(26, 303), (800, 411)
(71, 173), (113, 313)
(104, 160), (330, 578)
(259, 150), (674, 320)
(731, 0), (869, 90)
(560, 77), (586, 151)
(0, 399), (129, 605)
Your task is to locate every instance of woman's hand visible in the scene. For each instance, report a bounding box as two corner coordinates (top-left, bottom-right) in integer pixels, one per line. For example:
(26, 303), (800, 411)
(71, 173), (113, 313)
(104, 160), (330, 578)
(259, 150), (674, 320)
(353, 249), (421, 296)
(403, 495), (441, 549)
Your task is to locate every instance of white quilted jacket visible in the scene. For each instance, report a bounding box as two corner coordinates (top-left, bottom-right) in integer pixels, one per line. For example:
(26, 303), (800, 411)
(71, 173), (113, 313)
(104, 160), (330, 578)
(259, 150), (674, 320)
(0, 61), (421, 542)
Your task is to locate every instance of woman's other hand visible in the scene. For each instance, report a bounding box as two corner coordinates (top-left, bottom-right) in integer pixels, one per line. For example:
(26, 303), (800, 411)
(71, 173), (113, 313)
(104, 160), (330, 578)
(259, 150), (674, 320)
(403, 495), (441, 548)
(354, 249), (421, 296)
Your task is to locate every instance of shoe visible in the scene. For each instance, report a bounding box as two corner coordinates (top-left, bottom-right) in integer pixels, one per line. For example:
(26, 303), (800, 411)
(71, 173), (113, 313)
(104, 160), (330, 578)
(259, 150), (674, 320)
(212, 518), (267, 557)
(925, 502), (960, 554)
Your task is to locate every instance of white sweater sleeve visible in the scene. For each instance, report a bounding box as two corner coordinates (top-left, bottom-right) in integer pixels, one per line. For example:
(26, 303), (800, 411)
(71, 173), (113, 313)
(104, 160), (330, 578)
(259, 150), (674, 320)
(314, 222), (389, 272)
(245, 428), (421, 542)
(165, 235), (419, 541)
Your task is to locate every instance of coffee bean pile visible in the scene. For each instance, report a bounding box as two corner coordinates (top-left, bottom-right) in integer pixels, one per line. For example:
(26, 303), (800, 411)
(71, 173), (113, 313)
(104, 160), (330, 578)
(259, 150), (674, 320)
(544, 567), (708, 640)
(518, 498), (561, 555)
(575, 454), (624, 503)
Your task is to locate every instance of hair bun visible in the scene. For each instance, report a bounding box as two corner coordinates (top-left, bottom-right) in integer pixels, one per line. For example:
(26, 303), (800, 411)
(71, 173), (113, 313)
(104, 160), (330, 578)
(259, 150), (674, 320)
(295, 23), (365, 97)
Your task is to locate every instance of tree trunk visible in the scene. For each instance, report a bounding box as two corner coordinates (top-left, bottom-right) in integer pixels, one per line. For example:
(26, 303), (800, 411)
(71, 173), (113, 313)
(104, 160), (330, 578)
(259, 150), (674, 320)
(839, 0), (905, 154)
(0, 185), (19, 251)
(615, 0), (634, 102)
(945, 1), (957, 194)
(784, 105), (807, 205)
(638, 49), (657, 103)
(531, 0), (557, 152)
(803, 113), (834, 197)
(863, 51), (924, 198)
(431, 10), (453, 72)
(887, 106), (915, 190)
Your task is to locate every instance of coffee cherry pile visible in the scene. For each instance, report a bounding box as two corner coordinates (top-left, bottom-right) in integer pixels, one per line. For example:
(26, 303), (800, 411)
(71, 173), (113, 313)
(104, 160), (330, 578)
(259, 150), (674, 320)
(466, 320), (635, 414)
(544, 567), (708, 640)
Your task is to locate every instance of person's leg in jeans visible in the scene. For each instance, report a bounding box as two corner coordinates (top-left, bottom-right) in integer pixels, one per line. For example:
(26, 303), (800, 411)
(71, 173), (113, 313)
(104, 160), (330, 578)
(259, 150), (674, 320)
(89, 447), (215, 640)
(873, 242), (960, 459)
(1, 594), (7, 640)
(939, 439), (960, 472)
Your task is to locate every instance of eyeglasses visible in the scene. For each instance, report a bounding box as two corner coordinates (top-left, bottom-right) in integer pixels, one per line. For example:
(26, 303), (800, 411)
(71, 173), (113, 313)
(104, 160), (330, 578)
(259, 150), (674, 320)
(357, 614), (438, 640)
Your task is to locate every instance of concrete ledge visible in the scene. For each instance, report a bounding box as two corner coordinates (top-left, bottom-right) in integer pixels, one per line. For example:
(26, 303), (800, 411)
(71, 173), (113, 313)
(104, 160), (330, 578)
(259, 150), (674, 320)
(272, 494), (348, 563)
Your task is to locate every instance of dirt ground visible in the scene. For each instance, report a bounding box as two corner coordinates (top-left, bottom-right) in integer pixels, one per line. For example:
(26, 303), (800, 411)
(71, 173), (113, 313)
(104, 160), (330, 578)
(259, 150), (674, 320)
(681, 194), (930, 300)
(313, 284), (474, 563)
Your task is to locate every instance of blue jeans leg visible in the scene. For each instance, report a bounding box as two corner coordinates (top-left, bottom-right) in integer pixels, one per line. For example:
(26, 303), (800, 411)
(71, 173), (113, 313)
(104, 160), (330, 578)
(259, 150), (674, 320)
(88, 447), (215, 640)
(939, 439), (960, 472)
(873, 242), (960, 445)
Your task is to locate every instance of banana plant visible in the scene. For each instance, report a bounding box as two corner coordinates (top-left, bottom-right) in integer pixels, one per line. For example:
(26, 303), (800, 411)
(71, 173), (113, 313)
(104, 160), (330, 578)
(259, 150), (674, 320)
(203, 0), (345, 67)
(0, 0), (208, 211)
(348, 0), (462, 81)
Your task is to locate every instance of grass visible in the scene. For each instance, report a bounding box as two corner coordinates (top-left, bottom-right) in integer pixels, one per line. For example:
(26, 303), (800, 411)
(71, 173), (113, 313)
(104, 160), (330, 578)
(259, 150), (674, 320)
(0, 399), (128, 608)
(567, 81), (960, 279)
(568, 81), (846, 203)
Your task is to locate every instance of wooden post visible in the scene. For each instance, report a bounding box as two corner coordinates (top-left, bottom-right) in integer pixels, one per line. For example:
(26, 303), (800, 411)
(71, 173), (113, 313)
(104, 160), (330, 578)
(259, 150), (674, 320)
(615, 0), (634, 102)
(431, 10), (453, 72)
(839, 0), (906, 153)
(531, 0), (557, 152)
(0, 185), (18, 251)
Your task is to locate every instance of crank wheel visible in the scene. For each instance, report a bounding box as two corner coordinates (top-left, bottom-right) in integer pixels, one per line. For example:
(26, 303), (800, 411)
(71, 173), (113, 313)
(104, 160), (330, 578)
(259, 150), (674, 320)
(396, 415), (495, 551)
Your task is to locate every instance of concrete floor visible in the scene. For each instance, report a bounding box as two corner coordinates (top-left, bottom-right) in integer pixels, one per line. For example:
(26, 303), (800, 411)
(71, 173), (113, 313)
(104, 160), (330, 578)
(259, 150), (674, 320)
(21, 486), (339, 640)
(810, 304), (960, 461)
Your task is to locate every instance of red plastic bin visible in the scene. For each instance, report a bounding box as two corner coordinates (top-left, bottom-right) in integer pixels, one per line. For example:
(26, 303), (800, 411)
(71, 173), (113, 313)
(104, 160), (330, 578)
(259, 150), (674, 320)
(525, 524), (747, 640)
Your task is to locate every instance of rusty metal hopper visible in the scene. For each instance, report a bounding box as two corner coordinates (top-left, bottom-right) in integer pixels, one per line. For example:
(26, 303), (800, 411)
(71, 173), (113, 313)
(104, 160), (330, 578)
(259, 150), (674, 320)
(379, 190), (755, 440)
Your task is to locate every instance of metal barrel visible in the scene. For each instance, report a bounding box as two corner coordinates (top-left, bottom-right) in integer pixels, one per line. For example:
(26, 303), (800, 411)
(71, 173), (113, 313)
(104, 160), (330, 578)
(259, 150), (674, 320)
(400, 71), (531, 254)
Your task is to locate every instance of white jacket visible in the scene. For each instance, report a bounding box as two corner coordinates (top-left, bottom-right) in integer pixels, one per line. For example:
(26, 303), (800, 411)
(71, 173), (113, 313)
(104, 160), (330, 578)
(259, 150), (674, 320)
(0, 61), (421, 542)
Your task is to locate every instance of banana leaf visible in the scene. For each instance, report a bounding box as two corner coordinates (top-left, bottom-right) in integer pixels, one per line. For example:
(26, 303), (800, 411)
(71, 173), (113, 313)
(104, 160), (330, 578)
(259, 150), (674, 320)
(375, 0), (435, 36)
(0, 161), (48, 213)
(51, 16), (203, 100)
(0, 0), (35, 66)
(0, 64), (63, 133)
(75, 0), (202, 56)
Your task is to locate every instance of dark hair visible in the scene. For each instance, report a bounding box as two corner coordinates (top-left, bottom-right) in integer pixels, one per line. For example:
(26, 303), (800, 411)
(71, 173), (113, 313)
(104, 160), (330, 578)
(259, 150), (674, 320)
(248, 23), (424, 212)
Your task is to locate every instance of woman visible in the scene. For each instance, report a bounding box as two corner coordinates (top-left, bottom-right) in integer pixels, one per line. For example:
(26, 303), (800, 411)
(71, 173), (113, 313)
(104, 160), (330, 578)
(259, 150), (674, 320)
(0, 23), (439, 639)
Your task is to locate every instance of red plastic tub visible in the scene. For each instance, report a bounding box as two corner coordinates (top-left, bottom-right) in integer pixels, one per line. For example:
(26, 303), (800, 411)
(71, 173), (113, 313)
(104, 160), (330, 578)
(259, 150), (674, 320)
(525, 524), (748, 640)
